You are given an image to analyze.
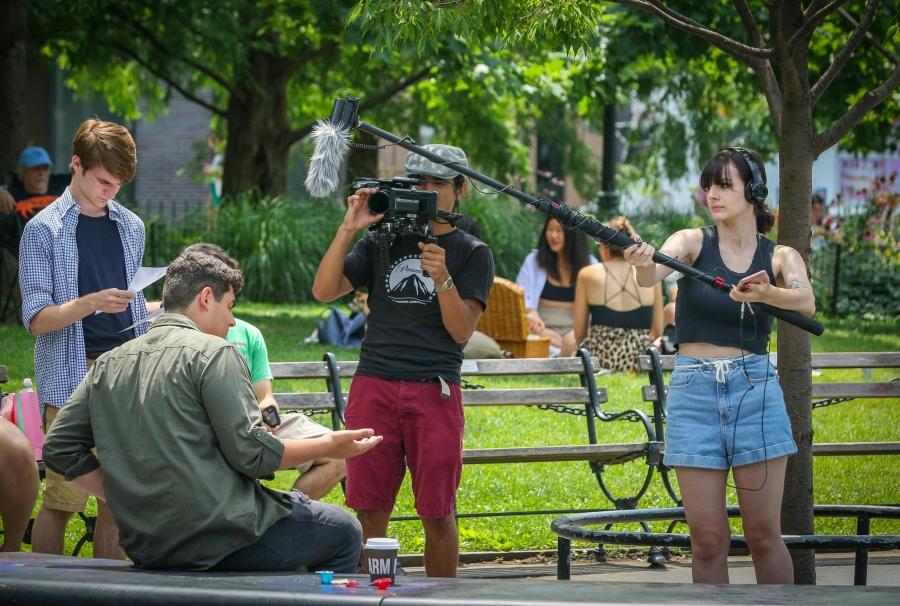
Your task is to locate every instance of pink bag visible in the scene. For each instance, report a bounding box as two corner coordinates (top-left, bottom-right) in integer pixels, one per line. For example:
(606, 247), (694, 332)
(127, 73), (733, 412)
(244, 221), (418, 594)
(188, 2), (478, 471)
(1, 390), (44, 461)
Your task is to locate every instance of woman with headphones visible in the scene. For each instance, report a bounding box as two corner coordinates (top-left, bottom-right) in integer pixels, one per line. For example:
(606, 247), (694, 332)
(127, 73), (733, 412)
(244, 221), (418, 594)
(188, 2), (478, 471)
(624, 147), (816, 584)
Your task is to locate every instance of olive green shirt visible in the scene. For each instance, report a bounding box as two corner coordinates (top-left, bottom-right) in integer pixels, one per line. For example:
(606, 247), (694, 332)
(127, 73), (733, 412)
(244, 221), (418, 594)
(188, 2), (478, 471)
(43, 314), (292, 570)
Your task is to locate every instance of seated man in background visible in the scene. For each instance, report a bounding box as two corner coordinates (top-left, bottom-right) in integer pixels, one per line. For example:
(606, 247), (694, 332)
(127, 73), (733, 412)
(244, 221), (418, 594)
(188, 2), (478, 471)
(184, 243), (346, 499)
(1, 146), (70, 223)
(43, 250), (380, 571)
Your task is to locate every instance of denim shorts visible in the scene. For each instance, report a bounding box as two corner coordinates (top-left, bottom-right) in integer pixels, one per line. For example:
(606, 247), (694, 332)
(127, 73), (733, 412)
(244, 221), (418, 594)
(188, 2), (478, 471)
(663, 353), (797, 470)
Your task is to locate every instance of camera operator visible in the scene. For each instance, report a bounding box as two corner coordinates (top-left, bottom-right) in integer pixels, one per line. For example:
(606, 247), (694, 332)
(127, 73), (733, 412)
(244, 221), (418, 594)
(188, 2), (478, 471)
(312, 144), (494, 578)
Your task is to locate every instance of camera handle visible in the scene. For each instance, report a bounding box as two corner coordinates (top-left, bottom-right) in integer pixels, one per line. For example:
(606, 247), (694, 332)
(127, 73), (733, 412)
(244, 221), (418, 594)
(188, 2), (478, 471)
(418, 228), (437, 278)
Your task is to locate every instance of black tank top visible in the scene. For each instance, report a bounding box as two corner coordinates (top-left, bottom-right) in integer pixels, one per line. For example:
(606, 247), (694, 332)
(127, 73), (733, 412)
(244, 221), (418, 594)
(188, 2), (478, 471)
(589, 305), (653, 329)
(540, 280), (575, 302)
(675, 226), (776, 354)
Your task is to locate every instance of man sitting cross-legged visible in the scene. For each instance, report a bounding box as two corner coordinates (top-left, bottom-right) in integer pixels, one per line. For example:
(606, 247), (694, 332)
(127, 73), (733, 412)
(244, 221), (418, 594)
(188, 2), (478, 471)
(43, 250), (381, 571)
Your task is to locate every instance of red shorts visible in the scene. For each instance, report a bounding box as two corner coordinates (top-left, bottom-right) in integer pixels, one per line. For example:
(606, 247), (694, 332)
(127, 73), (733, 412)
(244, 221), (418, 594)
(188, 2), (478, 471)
(344, 374), (464, 518)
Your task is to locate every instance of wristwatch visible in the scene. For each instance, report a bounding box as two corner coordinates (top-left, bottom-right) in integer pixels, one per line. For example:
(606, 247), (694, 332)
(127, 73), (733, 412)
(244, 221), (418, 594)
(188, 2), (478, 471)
(434, 275), (455, 293)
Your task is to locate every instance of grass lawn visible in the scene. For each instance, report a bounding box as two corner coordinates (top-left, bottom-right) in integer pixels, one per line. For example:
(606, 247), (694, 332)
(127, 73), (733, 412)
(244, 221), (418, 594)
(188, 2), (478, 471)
(1, 305), (897, 556)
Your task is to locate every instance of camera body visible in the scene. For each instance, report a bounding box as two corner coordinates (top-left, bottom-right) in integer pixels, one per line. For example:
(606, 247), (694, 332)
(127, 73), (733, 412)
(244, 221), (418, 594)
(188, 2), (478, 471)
(353, 177), (438, 227)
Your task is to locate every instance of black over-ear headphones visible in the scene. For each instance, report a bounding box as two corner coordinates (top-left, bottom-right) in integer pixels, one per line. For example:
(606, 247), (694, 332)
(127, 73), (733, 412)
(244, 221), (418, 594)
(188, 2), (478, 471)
(728, 147), (768, 205)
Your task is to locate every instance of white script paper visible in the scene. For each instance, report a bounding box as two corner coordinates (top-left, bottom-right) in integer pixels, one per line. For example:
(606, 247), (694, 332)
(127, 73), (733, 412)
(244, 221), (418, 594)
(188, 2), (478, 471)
(95, 266), (168, 315)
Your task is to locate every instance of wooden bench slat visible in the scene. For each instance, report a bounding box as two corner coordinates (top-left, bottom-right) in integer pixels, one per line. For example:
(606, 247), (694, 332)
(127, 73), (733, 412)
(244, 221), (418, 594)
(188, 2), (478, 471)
(275, 388), (609, 410)
(461, 388), (607, 406)
(812, 382), (900, 399)
(639, 352), (900, 373)
(643, 383), (900, 403)
(812, 442), (900, 456)
(462, 443), (647, 464)
(274, 393), (337, 410)
(270, 357), (605, 381)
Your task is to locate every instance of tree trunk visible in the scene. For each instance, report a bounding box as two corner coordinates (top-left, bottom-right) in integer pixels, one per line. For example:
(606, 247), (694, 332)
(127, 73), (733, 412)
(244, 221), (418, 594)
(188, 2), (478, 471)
(773, 4), (816, 584)
(0, 0), (27, 175)
(221, 51), (293, 198)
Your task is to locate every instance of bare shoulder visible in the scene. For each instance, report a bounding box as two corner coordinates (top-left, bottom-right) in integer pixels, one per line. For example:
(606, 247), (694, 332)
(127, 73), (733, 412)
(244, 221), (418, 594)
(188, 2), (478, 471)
(576, 262), (604, 282)
(660, 228), (703, 264)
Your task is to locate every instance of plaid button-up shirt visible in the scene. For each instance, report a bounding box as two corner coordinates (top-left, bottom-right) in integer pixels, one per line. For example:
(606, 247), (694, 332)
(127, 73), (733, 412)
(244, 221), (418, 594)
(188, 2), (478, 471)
(19, 188), (148, 408)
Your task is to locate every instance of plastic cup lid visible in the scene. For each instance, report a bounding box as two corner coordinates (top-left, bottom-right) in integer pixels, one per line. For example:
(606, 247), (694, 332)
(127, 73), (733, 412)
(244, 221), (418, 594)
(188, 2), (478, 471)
(365, 537), (400, 549)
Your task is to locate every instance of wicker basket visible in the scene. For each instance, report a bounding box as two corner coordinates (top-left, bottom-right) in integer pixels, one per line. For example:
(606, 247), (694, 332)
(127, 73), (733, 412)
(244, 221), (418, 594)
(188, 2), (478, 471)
(477, 277), (551, 358)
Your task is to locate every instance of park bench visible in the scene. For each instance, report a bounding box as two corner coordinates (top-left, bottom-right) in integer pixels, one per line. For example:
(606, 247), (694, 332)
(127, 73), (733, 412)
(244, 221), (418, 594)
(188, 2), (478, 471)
(270, 350), (663, 518)
(638, 348), (900, 504)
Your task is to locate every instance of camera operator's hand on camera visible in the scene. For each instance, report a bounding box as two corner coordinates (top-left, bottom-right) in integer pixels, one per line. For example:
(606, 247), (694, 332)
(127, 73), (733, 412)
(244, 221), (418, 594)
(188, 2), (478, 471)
(341, 187), (384, 233)
(418, 241), (449, 285)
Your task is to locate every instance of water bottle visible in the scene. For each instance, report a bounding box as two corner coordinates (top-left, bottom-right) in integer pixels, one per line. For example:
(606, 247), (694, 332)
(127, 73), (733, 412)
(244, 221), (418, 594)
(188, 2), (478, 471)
(22, 377), (33, 392)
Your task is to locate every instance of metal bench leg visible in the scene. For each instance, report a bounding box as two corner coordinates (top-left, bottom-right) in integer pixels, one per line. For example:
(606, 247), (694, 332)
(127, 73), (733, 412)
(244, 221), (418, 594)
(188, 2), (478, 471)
(557, 536), (571, 580)
(72, 512), (96, 557)
(854, 516), (870, 586)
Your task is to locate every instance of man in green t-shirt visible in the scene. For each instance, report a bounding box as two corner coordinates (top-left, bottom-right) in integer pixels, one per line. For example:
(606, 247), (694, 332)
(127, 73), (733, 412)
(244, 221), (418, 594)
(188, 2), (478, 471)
(187, 244), (345, 500)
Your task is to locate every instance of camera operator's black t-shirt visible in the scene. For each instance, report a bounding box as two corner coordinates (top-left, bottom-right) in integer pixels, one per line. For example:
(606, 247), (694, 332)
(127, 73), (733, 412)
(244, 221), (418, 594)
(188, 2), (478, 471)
(344, 228), (494, 384)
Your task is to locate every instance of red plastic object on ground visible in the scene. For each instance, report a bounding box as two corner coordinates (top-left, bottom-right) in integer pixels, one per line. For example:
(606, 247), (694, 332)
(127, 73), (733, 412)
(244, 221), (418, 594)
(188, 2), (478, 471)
(372, 577), (392, 590)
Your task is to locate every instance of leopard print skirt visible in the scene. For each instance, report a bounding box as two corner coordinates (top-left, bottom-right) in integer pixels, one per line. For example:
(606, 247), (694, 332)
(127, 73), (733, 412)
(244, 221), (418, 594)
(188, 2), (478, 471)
(578, 324), (650, 373)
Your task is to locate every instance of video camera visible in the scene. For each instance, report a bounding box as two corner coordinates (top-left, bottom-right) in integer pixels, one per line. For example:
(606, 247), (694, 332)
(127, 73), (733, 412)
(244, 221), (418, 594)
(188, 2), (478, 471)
(352, 177), (437, 227)
(351, 176), (439, 276)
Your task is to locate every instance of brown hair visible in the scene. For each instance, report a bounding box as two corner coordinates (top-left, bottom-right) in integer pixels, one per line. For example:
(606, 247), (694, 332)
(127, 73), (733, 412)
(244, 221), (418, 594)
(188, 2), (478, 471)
(601, 216), (638, 257)
(162, 251), (243, 311)
(71, 118), (137, 183)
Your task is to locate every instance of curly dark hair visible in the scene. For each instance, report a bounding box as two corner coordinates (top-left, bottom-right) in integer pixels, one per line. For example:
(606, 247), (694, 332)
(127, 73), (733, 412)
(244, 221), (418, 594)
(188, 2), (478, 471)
(536, 216), (592, 283)
(162, 250), (243, 311)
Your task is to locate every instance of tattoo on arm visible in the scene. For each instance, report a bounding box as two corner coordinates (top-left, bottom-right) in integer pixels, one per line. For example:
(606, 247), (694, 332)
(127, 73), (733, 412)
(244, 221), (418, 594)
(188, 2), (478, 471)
(789, 279), (810, 290)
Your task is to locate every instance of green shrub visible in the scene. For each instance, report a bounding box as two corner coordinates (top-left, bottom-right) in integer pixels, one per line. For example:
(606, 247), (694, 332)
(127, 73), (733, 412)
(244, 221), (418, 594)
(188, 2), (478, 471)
(810, 203), (899, 319)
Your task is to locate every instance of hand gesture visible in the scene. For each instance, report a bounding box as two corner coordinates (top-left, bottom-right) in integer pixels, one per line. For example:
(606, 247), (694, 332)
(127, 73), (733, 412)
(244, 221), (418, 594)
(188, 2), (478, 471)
(91, 288), (135, 314)
(326, 428), (383, 459)
(0, 188), (15, 215)
(623, 238), (656, 268)
(417, 241), (449, 284)
(526, 309), (545, 334)
(341, 187), (384, 233)
(729, 272), (772, 303)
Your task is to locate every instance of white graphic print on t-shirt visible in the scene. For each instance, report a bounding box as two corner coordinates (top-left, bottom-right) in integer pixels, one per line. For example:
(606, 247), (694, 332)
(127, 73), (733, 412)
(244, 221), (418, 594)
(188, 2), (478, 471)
(385, 255), (435, 305)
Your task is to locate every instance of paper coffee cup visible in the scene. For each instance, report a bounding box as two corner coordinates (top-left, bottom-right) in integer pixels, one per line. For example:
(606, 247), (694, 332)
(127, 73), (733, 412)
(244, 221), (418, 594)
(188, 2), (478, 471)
(365, 537), (399, 584)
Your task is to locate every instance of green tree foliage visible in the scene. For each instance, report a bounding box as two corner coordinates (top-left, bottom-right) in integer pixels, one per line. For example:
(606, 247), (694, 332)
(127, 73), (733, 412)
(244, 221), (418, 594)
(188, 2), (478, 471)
(27, 0), (610, 199)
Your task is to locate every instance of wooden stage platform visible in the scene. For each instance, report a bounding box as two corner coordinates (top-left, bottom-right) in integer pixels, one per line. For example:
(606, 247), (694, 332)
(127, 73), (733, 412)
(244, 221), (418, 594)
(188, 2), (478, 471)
(2, 552), (899, 605)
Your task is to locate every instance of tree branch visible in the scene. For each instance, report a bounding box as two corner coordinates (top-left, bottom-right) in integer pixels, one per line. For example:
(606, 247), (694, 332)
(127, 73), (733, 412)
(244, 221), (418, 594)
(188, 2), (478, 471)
(733, 0), (782, 132)
(109, 6), (241, 101)
(752, 61), (784, 137)
(787, 0), (852, 52)
(284, 65), (435, 147)
(811, 0), (882, 104)
(107, 43), (227, 117)
(838, 5), (899, 63)
(813, 61), (900, 155)
(733, 0), (765, 47)
(613, 0), (773, 64)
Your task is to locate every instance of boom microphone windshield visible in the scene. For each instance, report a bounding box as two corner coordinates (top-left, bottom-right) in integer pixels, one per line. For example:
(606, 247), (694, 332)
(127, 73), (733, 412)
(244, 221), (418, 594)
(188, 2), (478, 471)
(305, 97), (360, 198)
